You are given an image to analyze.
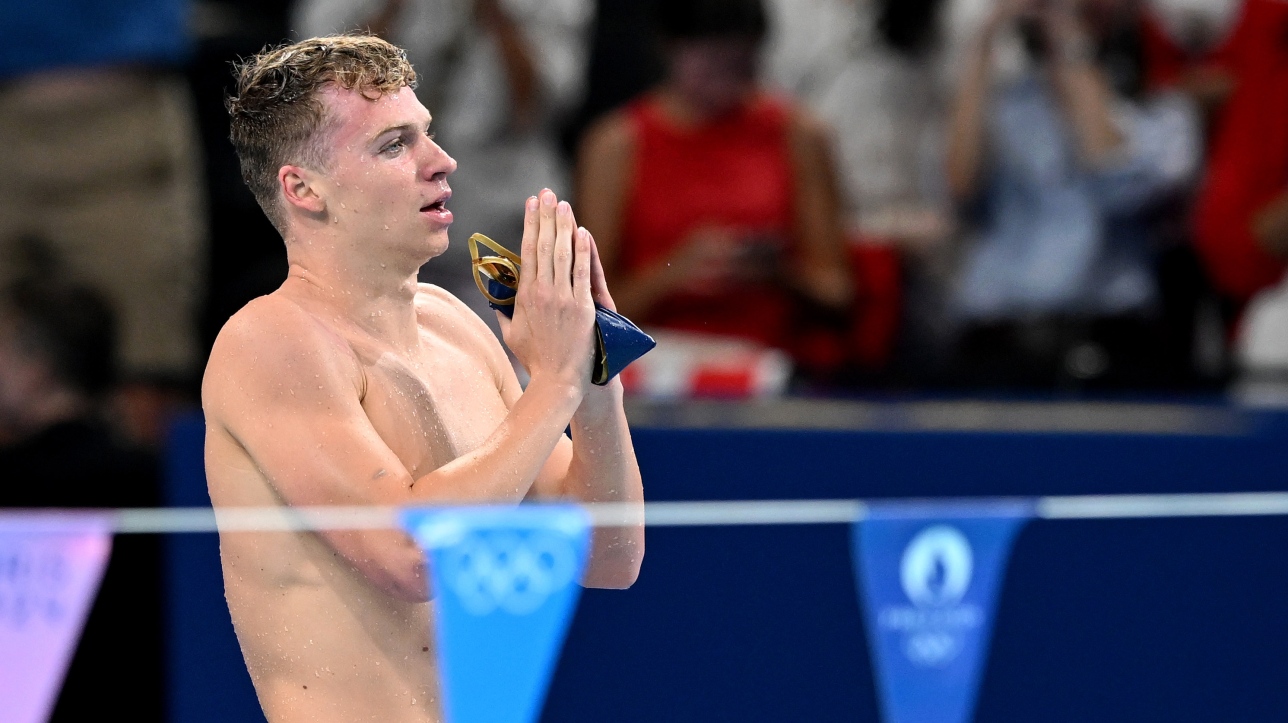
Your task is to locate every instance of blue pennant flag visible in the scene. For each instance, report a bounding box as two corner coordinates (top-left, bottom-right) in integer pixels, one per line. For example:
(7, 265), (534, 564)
(852, 501), (1033, 723)
(0, 513), (113, 723)
(401, 505), (590, 723)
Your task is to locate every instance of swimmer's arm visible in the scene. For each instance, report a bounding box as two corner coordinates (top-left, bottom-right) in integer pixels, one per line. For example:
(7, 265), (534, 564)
(204, 300), (581, 603)
(566, 380), (645, 589)
(502, 383), (643, 591)
(515, 236), (645, 589)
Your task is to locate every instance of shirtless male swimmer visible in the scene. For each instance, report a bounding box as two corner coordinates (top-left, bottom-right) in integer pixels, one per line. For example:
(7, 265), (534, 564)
(202, 35), (644, 723)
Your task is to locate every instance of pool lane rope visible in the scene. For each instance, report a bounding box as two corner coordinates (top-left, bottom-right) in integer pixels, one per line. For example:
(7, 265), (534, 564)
(66, 491), (1288, 534)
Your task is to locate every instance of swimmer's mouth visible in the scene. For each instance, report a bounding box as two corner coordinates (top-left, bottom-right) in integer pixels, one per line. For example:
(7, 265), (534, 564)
(420, 192), (451, 214)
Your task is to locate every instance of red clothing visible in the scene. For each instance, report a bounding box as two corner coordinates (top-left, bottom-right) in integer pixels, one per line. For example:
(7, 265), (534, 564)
(620, 93), (798, 347)
(1187, 0), (1288, 301)
(1139, 11), (1237, 93)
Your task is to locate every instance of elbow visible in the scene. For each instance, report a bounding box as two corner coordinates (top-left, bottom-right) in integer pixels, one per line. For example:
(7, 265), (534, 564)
(585, 563), (641, 590)
(618, 553), (644, 589)
(582, 527), (645, 589)
(390, 576), (433, 603)
(599, 551), (644, 590)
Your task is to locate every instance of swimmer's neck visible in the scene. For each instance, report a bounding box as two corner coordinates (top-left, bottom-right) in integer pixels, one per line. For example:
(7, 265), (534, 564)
(281, 251), (426, 351)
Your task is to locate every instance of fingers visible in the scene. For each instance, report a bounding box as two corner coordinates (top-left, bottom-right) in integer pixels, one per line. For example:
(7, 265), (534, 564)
(573, 226), (592, 305)
(519, 195), (538, 294)
(587, 229), (614, 310)
(494, 309), (512, 341)
(554, 200), (575, 296)
(537, 189), (557, 286)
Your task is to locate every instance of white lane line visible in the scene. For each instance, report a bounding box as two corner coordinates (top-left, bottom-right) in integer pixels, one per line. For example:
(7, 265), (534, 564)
(77, 492), (1288, 534)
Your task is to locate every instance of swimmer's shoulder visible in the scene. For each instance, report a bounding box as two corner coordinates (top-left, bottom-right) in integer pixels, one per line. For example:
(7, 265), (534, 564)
(203, 293), (362, 419)
(414, 283), (493, 341)
(414, 283), (511, 380)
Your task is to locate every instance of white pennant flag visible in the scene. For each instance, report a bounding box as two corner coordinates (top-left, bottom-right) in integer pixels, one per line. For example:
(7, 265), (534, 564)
(0, 513), (113, 723)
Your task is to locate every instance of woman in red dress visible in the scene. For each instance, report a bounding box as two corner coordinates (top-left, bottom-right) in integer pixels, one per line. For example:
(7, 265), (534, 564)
(575, 0), (853, 358)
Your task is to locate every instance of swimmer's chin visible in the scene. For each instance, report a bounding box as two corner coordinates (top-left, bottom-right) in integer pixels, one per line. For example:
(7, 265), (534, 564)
(421, 237), (451, 261)
(405, 225), (450, 258)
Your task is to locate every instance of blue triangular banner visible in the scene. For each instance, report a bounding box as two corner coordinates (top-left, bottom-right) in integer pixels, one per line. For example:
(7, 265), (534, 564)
(0, 513), (113, 723)
(852, 500), (1033, 723)
(402, 505), (590, 723)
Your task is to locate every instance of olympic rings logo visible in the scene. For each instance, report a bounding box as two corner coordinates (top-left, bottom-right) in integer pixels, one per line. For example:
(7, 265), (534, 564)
(438, 530), (578, 616)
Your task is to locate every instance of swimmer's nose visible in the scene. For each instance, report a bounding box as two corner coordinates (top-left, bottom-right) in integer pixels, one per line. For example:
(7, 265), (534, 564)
(422, 137), (457, 180)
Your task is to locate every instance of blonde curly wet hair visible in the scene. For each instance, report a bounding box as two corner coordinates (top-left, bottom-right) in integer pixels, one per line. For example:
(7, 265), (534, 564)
(227, 33), (418, 231)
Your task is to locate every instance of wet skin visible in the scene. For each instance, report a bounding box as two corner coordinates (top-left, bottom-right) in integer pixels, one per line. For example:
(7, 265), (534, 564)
(202, 86), (643, 723)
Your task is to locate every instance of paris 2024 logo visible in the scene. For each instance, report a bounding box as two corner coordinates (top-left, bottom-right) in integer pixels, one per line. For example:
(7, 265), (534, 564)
(878, 525), (984, 667)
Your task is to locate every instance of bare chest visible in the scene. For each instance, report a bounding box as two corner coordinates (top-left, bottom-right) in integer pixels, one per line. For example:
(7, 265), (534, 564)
(358, 341), (509, 479)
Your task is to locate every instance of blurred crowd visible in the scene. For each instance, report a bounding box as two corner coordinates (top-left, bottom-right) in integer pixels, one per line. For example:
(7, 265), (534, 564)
(2, 0), (1288, 447)
(0, 0), (1284, 715)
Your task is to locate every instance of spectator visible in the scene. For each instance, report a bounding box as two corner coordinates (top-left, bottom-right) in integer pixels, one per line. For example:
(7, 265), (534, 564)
(295, 0), (594, 331)
(0, 279), (162, 721)
(0, 0), (207, 442)
(1187, 0), (1288, 306)
(575, 0), (853, 380)
(944, 0), (1200, 388)
(764, 0), (956, 377)
(766, 0), (953, 251)
(1138, 0), (1240, 106)
(1131, 0), (1245, 384)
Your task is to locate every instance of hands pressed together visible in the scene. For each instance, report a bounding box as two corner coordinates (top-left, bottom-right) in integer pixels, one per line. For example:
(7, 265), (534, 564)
(498, 189), (617, 393)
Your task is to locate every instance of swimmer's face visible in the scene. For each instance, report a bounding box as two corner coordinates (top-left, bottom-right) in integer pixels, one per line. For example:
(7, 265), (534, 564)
(303, 86), (456, 263)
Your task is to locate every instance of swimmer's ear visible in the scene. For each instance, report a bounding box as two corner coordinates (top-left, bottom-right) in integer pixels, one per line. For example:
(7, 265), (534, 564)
(279, 164), (327, 216)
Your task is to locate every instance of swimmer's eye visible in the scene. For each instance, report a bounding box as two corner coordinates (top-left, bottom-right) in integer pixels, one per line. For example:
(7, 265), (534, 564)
(380, 129), (433, 156)
(380, 138), (406, 156)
